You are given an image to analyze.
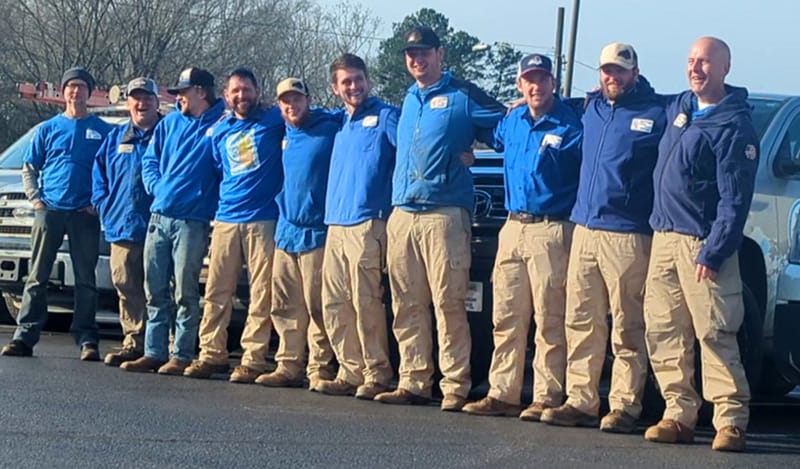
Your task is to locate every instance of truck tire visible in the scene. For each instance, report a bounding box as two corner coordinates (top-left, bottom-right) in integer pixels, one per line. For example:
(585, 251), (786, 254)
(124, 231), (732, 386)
(756, 359), (795, 397)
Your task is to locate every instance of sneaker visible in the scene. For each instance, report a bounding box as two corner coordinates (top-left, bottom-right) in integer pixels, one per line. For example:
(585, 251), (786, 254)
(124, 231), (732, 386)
(355, 382), (389, 400)
(120, 356), (168, 373)
(317, 379), (357, 396)
(0, 340), (33, 357)
(157, 358), (191, 376)
(441, 394), (467, 412)
(644, 419), (695, 444)
(600, 409), (638, 434)
(229, 365), (262, 384)
(711, 426), (746, 452)
(374, 388), (431, 406)
(540, 404), (599, 427)
(462, 397), (520, 417)
(519, 402), (552, 422)
(104, 349), (143, 367)
(183, 360), (229, 379)
(80, 344), (101, 362)
(254, 370), (305, 388)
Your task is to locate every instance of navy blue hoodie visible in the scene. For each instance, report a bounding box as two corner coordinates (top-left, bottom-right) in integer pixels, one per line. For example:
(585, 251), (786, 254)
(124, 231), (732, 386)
(570, 76), (666, 233)
(650, 86), (759, 271)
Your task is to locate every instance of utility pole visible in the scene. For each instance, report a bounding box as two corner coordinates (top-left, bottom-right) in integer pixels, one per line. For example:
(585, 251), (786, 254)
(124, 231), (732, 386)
(553, 7), (565, 91)
(562, 0), (580, 97)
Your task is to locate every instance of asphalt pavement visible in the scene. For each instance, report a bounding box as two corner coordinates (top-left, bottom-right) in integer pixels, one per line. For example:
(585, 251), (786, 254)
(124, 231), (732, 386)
(0, 326), (798, 468)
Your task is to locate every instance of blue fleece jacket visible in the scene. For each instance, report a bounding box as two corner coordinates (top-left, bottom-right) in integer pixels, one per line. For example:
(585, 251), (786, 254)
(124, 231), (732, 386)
(650, 86), (759, 271)
(393, 72), (506, 213)
(570, 76), (666, 233)
(325, 96), (398, 226)
(141, 98), (226, 222)
(25, 114), (114, 210)
(275, 109), (340, 253)
(92, 119), (160, 243)
(212, 106), (284, 223)
(493, 98), (583, 215)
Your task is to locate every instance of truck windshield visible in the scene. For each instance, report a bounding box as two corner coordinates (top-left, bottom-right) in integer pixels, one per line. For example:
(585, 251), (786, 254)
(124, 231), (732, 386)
(0, 124), (38, 170)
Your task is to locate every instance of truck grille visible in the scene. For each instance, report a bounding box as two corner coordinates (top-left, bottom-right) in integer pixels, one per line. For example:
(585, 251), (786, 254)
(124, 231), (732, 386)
(0, 193), (26, 201)
(473, 176), (507, 220)
(0, 226), (31, 235)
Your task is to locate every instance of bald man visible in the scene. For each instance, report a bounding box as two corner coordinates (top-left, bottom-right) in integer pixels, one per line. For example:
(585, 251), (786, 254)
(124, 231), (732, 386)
(643, 37), (758, 452)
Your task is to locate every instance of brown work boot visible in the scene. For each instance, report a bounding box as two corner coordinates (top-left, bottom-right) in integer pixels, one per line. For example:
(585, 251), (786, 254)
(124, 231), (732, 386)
(120, 356), (167, 373)
(1, 340), (33, 357)
(441, 394), (467, 412)
(80, 344), (101, 362)
(600, 409), (638, 434)
(374, 388), (431, 406)
(229, 365), (261, 384)
(711, 426), (746, 452)
(355, 382), (389, 400)
(255, 369), (305, 388)
(317, 379), (357, 396)
(541, 404), (599, 427)
(644, 419), (695, 444)
(183, 360), (229, 379)
(104, 348), (143, 367)
(157, 358), (191, 376)
(462, 397), (520, 417)
(519, 402), (552, 422)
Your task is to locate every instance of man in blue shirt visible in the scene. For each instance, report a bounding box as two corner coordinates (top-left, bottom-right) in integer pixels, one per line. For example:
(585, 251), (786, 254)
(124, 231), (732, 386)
(643, 37), (757, 453)
(314, 54), (398, 400)
(121, 67), (226, 375)
(2, 67), (113, 360)
(462, 54), (582, 419)
(183, 68), (285, 384)
(374, 26), (506, 411)
(255, 78), (339, 390)
(92, 77), (161, 366)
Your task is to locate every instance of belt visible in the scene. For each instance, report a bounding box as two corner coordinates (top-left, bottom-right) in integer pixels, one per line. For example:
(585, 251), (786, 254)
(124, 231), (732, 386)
(508, 212), (569, 224)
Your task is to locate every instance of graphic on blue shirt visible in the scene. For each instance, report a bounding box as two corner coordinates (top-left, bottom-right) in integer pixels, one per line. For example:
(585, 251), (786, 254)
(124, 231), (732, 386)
(225, 129), (261, 176)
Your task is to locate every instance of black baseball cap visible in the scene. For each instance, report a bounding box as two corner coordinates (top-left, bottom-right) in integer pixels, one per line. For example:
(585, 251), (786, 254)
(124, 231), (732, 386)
(167, 67), (215, 94)
(402, 26), (441, 52)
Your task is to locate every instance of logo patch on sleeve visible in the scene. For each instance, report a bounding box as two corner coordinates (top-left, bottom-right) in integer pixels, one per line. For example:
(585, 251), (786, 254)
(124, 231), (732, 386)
(673, 113), (688, 128)
(745, 144), (758, 160)
(630, 118), (654, 133)
(362, 115), (378, 127)
(430, 96), (449, 109)
(281, 139), (288, 150)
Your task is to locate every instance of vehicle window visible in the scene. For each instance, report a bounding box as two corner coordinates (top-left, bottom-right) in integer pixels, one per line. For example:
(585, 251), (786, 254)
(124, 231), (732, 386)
(749, 98), (784, 140)
(0, 124), (38, 170)
(773, 112), (800, 179)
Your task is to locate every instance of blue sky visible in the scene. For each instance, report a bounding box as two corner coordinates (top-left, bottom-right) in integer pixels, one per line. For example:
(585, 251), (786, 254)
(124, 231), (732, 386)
(319, 0), (798, 96)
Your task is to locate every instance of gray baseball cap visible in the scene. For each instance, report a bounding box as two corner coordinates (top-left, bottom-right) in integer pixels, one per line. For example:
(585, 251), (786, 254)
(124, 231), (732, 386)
(127, 77), (159, 95)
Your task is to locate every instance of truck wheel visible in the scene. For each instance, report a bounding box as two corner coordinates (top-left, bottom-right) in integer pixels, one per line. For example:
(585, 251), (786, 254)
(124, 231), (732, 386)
(756, 359), (795, 397)
(2, 292), (21, 323)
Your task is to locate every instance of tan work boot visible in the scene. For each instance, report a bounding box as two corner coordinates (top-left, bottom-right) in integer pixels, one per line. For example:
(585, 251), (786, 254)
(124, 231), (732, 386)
(540, 404), (599, 427)
(183, 360), (229, 379)
(317, 379), (357, 396)
(255, 369), (305, 388)
(519, 402), (552, 422)
(120, 356), (167, 373)
(711, 426), (746, 452)
(355, 382), (389, 400)
(104, 348), (143, 367)
(230, 365), (261, 384)
(644, 419), (695, 444)
(600, 409), (637, 434)
(441, 394), (467, 412)
(462, 397), (520, 417)
(157, 358), (191, 376)
(374, 388), (431, 406)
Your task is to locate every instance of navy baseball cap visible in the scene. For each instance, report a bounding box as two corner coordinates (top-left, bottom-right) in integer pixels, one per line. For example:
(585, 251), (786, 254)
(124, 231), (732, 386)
(518, 53), (553, 77)
(167, 67), (215, 94)
(402, 26), (441, 52)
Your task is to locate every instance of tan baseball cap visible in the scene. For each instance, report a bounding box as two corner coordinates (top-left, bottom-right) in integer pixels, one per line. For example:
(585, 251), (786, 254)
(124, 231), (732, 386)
(599, 42), (638, 70)
(276, 78), (309, 99)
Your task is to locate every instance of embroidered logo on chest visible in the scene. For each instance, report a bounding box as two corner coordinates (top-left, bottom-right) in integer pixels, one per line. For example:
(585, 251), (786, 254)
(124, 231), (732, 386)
(630, 118), (654, 133)
(430, 96), (449, 109)
(362, 115), (378, 127)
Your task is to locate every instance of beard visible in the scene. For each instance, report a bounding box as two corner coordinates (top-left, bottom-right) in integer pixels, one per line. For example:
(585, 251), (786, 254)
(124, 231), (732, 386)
(602, 79), (636, 101)
(234, 99), (258, 117)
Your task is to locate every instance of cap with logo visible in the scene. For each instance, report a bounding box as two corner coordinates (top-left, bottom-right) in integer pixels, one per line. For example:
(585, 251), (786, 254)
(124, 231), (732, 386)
(599, 42), (638, 70)
(127, 77), (158, 96)
(61, 67), (96, 94)
(518, 53), (553, 77)
(402, 26), (441, 52)
(167, 67), (215, 95)
(276, 78), (310, 99)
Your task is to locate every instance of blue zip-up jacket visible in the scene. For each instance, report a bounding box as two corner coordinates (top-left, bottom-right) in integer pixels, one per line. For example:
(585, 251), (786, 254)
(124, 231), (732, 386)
(393, 71), (506, 212)
(275, 109), (340, 254)
(92, 118), (160, 243)
(212, 106), (285, 223)
(570, 76), (666, 233)
(325, 96), (398, 226)
(25, 114), (114, 210)
(142, 98), (226, 222)
(650, 86), (759, 271)
(493, 98), (583, 215)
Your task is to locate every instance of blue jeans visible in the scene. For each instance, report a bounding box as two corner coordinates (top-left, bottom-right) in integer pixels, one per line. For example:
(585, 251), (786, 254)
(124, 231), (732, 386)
(14, 208), (100, 347)
(143, 214), (210, 362)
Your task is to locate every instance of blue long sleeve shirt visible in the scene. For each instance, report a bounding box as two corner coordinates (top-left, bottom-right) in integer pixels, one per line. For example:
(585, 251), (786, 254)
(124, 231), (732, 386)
(325, 96), (398, 226)
(211, 106), (285, 223)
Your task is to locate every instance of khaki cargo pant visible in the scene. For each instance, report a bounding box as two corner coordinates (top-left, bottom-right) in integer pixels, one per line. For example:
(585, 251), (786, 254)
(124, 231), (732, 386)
(271, 246), (336, 380)
(110, 241), (146, 352)
(387, 206), (472, 398)
(644, 231), (750, 430)
(563, 224), (650, 417)
(197, 221), (275, 370)
(322, 220), (392, 387)
(488, 219), (573, 406)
